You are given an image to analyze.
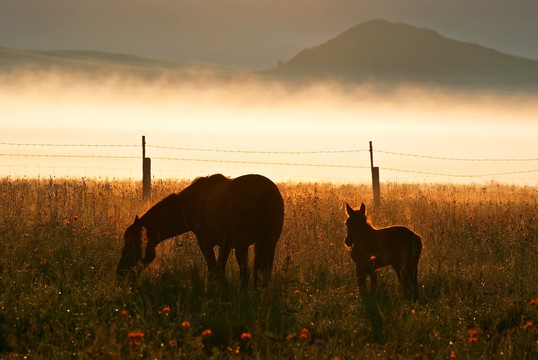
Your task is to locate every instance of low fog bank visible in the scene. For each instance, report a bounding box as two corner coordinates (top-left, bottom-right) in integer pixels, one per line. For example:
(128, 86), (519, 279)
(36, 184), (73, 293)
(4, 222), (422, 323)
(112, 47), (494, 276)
(2, 68), (538, 112)
(1, 70), (537, 184)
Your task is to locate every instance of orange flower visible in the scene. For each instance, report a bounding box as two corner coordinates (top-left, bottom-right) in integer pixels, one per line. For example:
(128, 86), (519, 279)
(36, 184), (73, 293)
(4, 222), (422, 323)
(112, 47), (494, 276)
(161, 306), (171, 316)
(121, 309), (129, 317)
(128, 331), (144, 347)
(498, 266), (504, 272)
(467, 337), (478, 345)
(202, 329), (212, 338)
(469, 329), (479, 338)
(299, 328), (309, 340)
(529, 299), (537, 306)
(370, 255), (377, 261)
(523, 321), (533, 329)
(38, 226), (44, 231)
(182, 321), (191, 329)
(294, 290), (301, 296)
(241, 332), (252, 341)
(450, 350), (457, 358)
(169, 339), (177, 347)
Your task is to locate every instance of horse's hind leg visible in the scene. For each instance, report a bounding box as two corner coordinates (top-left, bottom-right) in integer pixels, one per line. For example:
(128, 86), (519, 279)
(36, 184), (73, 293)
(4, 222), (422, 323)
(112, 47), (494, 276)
(234, 245), (249, 288)
(254, 239), (277, 287)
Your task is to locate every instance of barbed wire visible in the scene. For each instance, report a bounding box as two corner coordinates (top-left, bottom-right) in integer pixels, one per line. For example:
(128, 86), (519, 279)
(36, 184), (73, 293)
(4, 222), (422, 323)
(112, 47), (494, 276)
(1, 144), (537, 179)
(151, 156), (370, 169)
(376, 150), (538, 162)
(147, 145), (369, 155)
(0, 153), (139, 159)
(0, 142), (138, 148)
(381, 167), (538, 178)
(2, 141), (536, 162)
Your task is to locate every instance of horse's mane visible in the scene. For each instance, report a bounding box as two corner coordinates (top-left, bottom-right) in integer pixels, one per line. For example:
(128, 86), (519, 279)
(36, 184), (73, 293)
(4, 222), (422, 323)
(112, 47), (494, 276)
(141, 193), (181, 221)
(365, 214), (375, 229)
(190, 174), (229, 187)
(141, 175), (230, 221)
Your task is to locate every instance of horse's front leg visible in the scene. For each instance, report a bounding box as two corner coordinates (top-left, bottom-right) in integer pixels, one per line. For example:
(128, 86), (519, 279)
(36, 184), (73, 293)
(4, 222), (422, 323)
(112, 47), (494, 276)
(369, 268), (378, 294)
(197, 236), (217, 278)
(216, 243), (231, 279)
(355, 264), (368, 296)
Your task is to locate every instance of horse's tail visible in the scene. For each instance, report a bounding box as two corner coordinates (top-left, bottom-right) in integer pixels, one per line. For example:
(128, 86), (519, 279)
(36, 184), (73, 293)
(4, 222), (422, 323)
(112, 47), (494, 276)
(403, 232), (422, 299)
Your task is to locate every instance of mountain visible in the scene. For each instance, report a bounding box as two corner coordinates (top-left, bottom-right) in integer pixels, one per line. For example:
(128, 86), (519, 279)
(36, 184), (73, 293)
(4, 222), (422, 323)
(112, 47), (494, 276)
(266, 20), (538, 91)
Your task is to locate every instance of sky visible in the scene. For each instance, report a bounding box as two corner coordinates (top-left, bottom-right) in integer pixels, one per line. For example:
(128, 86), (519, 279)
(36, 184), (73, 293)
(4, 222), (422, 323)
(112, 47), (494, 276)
(1, 0), (537, 69)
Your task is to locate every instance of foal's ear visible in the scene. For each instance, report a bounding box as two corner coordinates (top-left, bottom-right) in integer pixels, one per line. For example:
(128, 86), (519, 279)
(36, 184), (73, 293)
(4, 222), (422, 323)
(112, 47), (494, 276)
(134, 215), (140, 224)
(359, 203), (366, 214)
(346, 203), (355, 216)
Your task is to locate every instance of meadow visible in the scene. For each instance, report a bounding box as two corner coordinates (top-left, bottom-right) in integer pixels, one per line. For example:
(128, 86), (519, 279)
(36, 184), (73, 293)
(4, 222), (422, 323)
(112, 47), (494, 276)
(0, 178), (536, 359)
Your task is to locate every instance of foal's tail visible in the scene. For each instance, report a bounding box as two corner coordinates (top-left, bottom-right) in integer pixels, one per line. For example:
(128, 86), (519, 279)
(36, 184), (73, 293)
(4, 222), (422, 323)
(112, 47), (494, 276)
(404, 233), (422, 299)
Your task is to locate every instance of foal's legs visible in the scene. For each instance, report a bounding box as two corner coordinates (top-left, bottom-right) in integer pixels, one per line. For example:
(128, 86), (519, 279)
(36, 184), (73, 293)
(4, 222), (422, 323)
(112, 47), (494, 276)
(368, 269), (378, 294)
(355, 264), (368, 295)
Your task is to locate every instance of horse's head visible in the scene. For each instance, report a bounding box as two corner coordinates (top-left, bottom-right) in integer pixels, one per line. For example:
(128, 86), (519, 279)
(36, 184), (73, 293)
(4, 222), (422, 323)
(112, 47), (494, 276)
(116, 215), (152, 279)
(344, 203), (369, 247)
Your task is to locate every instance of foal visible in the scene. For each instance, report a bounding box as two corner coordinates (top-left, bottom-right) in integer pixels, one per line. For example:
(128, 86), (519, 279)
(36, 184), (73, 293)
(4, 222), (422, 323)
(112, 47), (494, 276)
(345, 203), (422, 299)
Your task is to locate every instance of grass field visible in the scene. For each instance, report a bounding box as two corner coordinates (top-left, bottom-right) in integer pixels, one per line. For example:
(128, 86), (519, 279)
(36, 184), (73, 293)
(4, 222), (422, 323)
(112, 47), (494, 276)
(0, 178), (536, 359)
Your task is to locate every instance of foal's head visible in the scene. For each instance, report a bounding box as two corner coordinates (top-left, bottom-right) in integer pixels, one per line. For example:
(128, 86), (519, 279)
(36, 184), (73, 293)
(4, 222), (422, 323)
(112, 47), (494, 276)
(116, 215), (150, 279)
(344, 203), (372, 247)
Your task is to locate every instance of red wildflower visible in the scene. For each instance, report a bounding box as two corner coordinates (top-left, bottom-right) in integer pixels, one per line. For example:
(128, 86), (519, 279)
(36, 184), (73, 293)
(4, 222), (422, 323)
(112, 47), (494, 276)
(128, 331), (144, 347)
(182, 321), (191, 329)
(121, 310), (129, 317)
(370, 255), (376, 261)
(529, 299), (537, 306)
(161, 306), (171, 316)
(467, 337), (478, 345)
(299, 328), (309, 340)
(202, 329), (212, 338)
(169, 339), (177, 347)
(241, 332), (252, 341)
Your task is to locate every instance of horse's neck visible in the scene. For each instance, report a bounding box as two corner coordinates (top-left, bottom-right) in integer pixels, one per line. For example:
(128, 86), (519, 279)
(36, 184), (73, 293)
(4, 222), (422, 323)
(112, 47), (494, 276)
(141, 202), (187, 246)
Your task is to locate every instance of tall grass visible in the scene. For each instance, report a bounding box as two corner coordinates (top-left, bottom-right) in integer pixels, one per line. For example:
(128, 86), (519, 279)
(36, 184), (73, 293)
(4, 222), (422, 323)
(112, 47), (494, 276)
(0, 178), (536, 359)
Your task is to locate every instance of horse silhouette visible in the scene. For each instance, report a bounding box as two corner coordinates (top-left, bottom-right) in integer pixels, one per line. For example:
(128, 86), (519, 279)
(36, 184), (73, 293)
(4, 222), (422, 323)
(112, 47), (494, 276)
(117, 174), (284, 286)
(345, 203), (422, 299)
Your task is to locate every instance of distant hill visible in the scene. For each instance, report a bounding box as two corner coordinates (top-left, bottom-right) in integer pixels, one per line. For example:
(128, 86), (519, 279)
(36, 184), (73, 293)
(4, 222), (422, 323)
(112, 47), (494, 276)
(266, 20), (538, 92)
(2, 20), (538, 92)
(0, 47), (243, 81)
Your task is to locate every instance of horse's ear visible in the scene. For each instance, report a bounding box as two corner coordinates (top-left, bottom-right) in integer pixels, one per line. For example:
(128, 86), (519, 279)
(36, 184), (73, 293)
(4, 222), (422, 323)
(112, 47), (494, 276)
(359, 203), (366, 214)
(134, 215), (140, 223)
(346, 203), (355, 216)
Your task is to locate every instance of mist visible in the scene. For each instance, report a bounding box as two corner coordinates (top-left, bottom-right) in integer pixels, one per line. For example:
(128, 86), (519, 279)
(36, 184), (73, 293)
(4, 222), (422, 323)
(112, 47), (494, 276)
(1, 70), (537, 184)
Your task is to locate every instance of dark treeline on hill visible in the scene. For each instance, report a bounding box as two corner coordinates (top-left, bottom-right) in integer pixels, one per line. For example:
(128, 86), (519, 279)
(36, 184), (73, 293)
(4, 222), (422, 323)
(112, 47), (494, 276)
(2, 19), (538, 92)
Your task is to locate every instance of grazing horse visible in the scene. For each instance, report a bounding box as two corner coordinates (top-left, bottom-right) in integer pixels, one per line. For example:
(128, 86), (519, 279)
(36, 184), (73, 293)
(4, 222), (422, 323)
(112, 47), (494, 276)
(345, 203), (422, 299)
(117, 174), (284, 286)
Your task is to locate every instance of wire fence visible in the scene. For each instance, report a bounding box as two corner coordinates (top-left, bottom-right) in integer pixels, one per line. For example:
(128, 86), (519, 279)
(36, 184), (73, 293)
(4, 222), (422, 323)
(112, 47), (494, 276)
(1, 141), (537, 183)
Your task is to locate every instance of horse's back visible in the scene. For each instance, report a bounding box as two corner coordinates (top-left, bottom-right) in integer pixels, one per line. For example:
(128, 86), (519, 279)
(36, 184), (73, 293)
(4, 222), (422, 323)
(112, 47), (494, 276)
(224, 174), (284, 238)
(376, 226), (422, 260)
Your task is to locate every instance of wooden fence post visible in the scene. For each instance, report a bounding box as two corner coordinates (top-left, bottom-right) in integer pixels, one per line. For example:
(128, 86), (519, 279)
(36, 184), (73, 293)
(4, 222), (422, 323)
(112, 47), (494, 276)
(369, 141), (380, 207)
(142, 136), (151, 199)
